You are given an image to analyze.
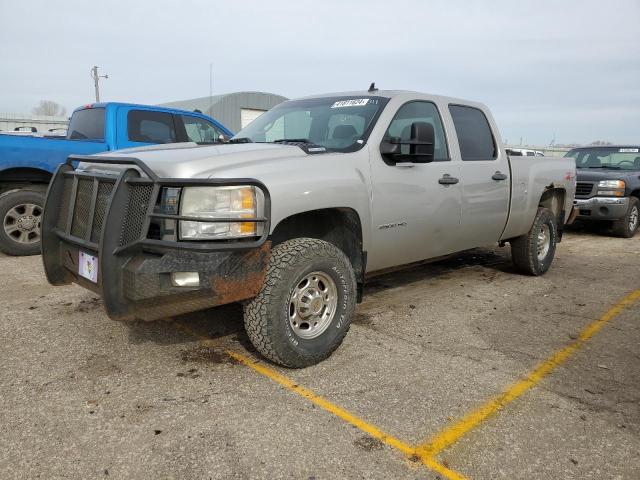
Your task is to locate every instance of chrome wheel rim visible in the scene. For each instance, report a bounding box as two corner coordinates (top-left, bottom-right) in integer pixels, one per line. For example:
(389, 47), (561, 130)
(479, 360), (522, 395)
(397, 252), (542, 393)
(537, 224), (551, 262)
(629, 206), (639, 232)
(288, 271), (338, 340)
(3, 203), (42, 244)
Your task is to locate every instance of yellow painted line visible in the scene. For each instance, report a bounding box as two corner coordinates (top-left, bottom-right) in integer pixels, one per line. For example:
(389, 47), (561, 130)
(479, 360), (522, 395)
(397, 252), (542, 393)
(416, 289), (640, 461)
(173, 321), (466, 480)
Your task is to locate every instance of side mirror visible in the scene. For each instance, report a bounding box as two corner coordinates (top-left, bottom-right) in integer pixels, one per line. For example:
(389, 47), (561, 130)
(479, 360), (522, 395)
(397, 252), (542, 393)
(380, 137), (402, 155)
(409, 122), (435, 158)
(380, 121), (435, 163)
(218, 133), (231, 143)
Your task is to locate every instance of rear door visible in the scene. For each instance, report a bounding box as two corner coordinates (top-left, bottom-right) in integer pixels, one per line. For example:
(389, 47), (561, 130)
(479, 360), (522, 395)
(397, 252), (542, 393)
(449, 104), (510, 248)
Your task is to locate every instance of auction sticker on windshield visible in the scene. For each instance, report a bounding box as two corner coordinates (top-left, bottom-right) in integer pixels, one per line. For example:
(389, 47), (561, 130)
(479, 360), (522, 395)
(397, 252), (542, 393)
(331, 99), (370, 108)
(620, 148), (639, 153)
(79, 251), (98, 283)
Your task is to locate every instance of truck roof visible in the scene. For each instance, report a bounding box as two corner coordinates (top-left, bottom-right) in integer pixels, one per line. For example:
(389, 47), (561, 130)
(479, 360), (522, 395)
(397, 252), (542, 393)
(71, 102), (210, 117)
(297, 89), (486, 109)
(568, 145), (640, 149)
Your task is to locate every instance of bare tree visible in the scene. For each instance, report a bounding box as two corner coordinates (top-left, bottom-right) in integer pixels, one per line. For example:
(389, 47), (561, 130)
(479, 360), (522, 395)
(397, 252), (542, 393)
(32, 100), (67, 117)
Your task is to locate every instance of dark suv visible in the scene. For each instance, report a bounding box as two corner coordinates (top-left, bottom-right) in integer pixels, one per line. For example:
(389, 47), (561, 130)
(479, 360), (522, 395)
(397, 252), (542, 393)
(565, 146), (640, 237)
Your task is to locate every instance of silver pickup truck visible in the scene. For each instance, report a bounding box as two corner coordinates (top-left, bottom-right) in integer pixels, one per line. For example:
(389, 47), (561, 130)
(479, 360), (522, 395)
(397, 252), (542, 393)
(41, 89), (576, 367)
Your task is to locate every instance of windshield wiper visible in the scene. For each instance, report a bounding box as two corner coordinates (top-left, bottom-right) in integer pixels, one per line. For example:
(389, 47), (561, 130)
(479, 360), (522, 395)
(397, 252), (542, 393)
(588, 165), (620, 169)
(228, 137), (253, 144)
(272, 138), (312, 143)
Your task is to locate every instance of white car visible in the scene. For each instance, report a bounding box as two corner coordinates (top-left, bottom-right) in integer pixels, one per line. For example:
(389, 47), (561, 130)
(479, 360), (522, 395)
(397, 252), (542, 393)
(507, 148), (544, 157)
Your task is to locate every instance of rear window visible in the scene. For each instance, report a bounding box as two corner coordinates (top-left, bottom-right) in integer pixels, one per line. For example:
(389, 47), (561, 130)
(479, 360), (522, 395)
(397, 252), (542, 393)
(67, 108), (105, 140)
(449, 105), (497, 161)
(128, 110), (177, 144)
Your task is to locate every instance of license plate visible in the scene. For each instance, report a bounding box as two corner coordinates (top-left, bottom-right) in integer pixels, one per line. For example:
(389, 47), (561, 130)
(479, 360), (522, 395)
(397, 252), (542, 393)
(79, 251), (98, 283)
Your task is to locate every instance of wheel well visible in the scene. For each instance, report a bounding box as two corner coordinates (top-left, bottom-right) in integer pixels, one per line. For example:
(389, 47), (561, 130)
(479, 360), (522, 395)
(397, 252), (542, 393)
(538, 187), (567, 240)
(538, 187), (566, 219)
(631, 189), (640, 200)
(270, 208), (365, 283)
(0, 168), (51, 194)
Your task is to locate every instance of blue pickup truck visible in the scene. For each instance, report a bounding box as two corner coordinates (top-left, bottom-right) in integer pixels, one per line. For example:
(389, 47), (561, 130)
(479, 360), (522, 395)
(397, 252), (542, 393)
(0, 102), (233, 255)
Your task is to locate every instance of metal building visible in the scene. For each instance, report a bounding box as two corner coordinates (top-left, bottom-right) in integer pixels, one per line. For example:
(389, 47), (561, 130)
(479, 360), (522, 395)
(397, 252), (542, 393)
(159, 91), (288, 133)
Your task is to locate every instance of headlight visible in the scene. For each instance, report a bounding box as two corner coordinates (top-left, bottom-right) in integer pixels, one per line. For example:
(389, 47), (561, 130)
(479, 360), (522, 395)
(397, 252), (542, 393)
(179, 186), (262, 239)
(598, 180), (625, 189)
(597, 180), (625, 197)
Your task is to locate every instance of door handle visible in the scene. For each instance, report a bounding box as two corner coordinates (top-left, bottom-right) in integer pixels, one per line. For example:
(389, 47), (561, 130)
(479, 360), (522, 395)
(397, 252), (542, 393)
(438, 174), (459, 185)
(492, 171), (508, 181)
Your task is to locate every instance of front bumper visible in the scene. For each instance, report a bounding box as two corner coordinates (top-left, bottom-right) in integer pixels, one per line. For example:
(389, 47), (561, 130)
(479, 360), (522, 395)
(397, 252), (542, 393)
(41, 155), (271, 321)
(573, 196), (629, 221)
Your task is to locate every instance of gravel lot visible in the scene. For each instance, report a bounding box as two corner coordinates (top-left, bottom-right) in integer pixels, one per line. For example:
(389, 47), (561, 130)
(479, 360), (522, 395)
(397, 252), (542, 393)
(1, 227), (639, 480)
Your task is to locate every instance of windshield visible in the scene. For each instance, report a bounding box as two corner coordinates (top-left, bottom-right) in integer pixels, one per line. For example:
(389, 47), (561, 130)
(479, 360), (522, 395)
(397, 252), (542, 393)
(566, 147), (640, 170)
(232, 96), (389, 152)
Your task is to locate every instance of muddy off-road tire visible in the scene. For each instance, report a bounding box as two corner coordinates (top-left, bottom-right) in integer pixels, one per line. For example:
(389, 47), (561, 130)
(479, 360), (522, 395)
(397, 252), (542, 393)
(243, 238), (357, 368)
(611, 197), (639, 238)
(510, 207), (558, 276)
(0, 189), (45, 256)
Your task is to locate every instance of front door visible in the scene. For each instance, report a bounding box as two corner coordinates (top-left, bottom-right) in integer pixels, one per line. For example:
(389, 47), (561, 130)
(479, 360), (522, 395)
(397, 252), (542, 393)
(367, 101), (463, 271)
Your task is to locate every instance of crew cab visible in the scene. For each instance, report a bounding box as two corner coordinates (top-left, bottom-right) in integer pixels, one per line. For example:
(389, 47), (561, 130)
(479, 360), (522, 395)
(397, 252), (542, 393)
(565, 146), (640, 237)
(0, 103), (232, 255)
(41, 89), (576, 367)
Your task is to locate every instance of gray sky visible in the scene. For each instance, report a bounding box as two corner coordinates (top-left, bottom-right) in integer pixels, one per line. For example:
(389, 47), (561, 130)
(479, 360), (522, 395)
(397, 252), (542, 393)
(1, 0), (638, 145)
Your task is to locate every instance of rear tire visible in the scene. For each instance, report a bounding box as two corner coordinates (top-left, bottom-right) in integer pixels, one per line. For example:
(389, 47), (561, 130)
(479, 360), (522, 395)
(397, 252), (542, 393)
(0, 189), (45, 256)
(511, 207), (558, 276)
(611, 197), (639, 238)
(243, 238), (356, 368)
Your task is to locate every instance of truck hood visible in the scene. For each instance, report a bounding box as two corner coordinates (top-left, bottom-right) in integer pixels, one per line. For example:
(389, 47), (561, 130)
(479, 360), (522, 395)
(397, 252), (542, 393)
(576, 168), (640, 183)
(83, 142), (315, 178)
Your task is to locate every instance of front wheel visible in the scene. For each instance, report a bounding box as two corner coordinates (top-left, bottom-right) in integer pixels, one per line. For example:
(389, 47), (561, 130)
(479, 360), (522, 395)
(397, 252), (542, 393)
(0, 189), (45, 256)
(243, 238), (357, 368)
(510, 207), (558, 276)
(611, 197), (639, 238)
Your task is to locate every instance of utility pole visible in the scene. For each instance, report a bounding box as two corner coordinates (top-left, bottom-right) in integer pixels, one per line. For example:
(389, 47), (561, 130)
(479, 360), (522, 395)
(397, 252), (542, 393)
(90, 66), (109, 102)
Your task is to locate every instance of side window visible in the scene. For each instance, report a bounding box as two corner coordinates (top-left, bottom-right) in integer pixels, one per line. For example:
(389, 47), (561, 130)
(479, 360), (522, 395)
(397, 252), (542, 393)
(448, 105), (496, 161)
(384, 101), (449, 161)
(181, 115), (223, 144)
(127, 110), (176, 144)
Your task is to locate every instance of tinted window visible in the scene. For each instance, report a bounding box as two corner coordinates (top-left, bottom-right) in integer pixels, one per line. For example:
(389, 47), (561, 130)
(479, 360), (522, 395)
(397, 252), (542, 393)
(449, 105), (496, 161)
(384, 101), (449, 161)
(128, 110), (176, 144)
(67, 108), (105, 140)
(181, 115), (224, 144)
